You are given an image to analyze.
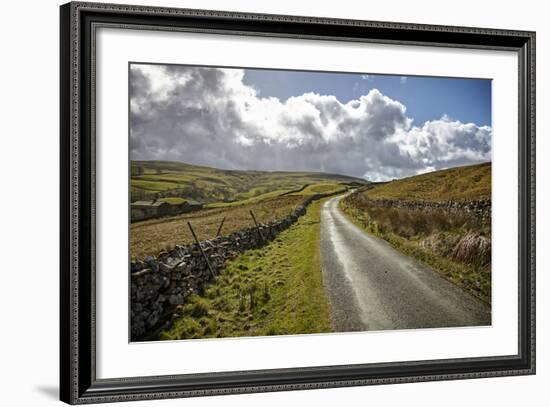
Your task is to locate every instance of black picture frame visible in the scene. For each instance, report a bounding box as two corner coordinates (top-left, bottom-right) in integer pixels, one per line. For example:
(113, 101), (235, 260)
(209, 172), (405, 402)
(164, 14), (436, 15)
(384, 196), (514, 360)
(60, 1), (536, 404)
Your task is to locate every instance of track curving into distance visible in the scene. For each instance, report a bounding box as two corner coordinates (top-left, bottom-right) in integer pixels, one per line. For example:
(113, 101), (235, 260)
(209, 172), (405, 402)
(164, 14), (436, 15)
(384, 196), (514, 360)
(319, 193), (491, 332)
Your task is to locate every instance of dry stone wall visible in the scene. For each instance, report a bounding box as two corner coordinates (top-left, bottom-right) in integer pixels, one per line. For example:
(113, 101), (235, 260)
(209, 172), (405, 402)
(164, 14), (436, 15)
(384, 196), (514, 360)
(130, 191), (344, 341)
(367, 198), (491, 224)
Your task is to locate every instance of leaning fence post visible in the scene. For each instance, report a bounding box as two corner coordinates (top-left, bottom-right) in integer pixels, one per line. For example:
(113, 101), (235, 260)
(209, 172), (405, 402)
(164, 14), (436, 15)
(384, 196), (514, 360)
(249, 210), (265, 242)
(216, 216), (226, 237)
(187, 221), (215, 279)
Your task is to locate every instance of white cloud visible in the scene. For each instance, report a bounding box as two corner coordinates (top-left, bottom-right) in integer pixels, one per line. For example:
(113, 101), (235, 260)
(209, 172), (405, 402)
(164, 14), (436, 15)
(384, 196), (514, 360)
(130, 65), (491, 181)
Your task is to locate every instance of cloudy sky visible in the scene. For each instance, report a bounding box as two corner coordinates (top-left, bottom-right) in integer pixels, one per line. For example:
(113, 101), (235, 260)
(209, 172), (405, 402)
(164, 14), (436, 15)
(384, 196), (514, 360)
(130, 63), (492, 181)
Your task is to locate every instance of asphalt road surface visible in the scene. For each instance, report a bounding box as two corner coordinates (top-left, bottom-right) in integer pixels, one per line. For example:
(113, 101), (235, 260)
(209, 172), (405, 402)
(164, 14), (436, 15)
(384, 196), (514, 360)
(320, 194), (491, 332)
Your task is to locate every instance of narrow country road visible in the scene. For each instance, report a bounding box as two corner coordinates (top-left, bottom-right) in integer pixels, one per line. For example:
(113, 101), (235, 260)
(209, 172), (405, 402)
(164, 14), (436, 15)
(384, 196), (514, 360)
(320, 193), (491, 332)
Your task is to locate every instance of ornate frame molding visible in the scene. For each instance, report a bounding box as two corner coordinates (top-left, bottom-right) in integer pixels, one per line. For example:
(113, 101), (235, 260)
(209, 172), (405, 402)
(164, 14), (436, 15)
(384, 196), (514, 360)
(60, 2), (535, 404)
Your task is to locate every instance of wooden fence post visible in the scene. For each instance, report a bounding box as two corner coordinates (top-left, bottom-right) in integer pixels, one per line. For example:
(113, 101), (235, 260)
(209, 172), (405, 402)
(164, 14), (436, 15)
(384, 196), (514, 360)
(249, 210), (265, 242)
(187, 221), (215, 279)
(216, 216), (226, 237)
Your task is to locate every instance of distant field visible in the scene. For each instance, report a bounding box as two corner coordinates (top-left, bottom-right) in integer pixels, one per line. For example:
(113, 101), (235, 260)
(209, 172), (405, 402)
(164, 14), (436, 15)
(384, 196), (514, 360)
(131, 195), (306, 260)
(207, 189), (294, 209)
(365, 162), (491, 202)
(287, 183), (346, 196)
(131, 160), (365, 203)
(131, 161), (361, 259)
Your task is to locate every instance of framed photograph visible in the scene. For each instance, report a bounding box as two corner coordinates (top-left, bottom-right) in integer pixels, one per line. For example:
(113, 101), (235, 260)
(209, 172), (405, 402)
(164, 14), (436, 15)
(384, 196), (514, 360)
(60, 1), (536, 404)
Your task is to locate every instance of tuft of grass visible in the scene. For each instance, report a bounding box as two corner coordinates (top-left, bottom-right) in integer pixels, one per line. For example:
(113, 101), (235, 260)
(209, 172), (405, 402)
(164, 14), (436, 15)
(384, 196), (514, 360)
(160, 199), (333, 340)
(452, 232), (491, 268)
(187, 297), (210, 318)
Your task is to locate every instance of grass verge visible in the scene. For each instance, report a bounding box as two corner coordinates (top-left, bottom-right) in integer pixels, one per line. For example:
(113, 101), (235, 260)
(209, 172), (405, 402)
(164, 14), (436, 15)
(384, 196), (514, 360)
(339, 196), (491, 304)
(160, 199), (333, 340)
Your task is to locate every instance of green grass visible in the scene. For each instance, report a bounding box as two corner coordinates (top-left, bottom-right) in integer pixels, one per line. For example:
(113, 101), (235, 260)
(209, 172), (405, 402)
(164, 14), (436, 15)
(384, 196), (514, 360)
(290, 183), (346, 196)
(366, 162), (491, 202)
(160, 199), (333, 340)
(158, 197), (187, 204)
(206, 188), (296, 208)
(131, 160), (366, 203)
(131, 179), (179, 193)
(206, 182), (346, 209)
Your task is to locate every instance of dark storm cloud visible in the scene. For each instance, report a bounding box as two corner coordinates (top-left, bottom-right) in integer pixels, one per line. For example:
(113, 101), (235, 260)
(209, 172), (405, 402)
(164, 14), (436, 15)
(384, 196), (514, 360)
(129, 64), (492, 181)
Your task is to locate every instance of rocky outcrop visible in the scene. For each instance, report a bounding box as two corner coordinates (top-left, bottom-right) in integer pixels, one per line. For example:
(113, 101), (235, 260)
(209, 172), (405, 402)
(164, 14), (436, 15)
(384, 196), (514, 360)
(130, 190), (345, 341)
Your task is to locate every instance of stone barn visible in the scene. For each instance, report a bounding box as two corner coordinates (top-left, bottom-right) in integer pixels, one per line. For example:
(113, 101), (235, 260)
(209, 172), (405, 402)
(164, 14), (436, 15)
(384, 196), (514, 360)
(131, 200), (171, 222)
(183, 200), (204, 213)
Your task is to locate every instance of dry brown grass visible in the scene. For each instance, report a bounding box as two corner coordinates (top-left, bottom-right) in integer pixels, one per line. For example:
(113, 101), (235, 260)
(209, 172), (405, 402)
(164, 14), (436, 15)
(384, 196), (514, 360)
(452, 232), (491, 268)
(340, 192), (492, 302)
(367, 206), (473, 238)
(366, 162), (491, 202)
(130, 195), (305, 260)
(419, 232), (461, 258)
(343, 193), (478, 238)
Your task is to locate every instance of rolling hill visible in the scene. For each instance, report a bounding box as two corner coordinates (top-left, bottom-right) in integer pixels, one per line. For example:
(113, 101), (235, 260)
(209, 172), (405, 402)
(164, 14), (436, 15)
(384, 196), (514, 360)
(131, 160), (367, 203)
(365, 162), (491, 202)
